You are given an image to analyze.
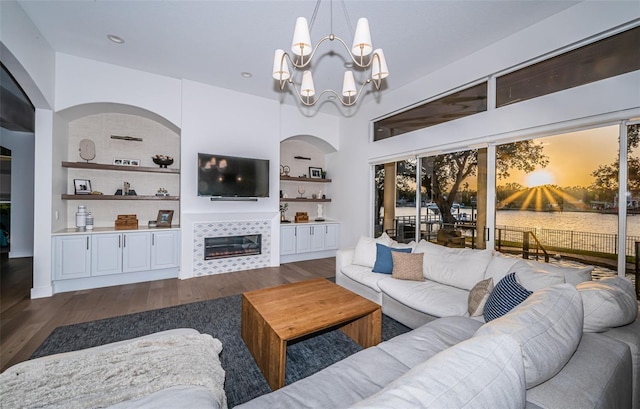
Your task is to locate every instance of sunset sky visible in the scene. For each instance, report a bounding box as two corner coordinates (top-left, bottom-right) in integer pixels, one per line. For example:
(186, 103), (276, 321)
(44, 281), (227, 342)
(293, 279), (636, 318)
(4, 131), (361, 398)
(501, 125), (619, 188)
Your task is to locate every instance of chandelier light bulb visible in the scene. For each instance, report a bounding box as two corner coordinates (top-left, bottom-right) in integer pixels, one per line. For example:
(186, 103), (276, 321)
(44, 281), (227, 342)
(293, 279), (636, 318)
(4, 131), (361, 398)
(273, 49), (291, 80)
(351, 18), (373, 58)
(301, 71), (316, 97)
(291, 17), (312, 57)
(371, 49), (389, 80)
(342, 71), (357, 97)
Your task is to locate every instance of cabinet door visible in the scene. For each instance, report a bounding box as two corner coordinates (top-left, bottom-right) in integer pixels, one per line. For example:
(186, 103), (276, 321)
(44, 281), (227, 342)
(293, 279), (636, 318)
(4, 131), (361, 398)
(122, 232), (151, 273)
(295, 225), (311, 253)
(92, 233), (123, 276)
(151, 230), (179, 270)
(324, 224), (340, 250)
(309, 225), (325, 252)
(54, 235), (91, 280)
(280, 225), (297, 255)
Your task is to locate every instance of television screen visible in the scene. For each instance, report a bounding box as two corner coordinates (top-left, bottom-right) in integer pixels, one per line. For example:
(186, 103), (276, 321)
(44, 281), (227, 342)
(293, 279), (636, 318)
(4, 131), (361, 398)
(197, 153), (269, 198)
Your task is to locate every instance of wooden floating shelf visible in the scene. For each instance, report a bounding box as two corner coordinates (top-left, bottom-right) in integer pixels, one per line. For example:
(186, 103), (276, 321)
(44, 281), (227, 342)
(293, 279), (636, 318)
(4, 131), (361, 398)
(62, 195), (179, 201)
(280, 176), (331, 183)
(280, 198), (331, 203)
(62, 161), (179, 174)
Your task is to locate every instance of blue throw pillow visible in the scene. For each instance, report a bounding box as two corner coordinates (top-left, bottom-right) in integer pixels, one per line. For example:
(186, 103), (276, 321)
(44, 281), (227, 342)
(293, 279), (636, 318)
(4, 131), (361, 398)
(483, 272), (532, 322)
(372, 243), (412, 274)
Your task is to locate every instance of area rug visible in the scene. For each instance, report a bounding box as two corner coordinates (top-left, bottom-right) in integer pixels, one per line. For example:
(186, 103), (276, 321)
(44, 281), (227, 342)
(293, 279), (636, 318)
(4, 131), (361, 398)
(31, 293), (411, 407)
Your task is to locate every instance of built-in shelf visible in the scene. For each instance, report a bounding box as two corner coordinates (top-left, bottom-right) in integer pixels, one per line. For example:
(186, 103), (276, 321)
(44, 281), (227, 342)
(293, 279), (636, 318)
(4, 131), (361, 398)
(280, 198), (331, 203)
(62, 194), (179, 201)
(280, 176), (331, 183)
(62, 161), (180, 174)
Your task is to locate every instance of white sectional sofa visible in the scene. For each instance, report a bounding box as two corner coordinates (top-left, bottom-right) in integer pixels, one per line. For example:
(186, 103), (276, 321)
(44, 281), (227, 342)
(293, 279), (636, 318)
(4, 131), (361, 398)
(237, 234), (639, 409)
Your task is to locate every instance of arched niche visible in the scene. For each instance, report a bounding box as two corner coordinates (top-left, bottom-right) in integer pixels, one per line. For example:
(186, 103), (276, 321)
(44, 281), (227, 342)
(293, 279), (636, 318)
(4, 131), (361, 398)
(57, 102), (180, 135)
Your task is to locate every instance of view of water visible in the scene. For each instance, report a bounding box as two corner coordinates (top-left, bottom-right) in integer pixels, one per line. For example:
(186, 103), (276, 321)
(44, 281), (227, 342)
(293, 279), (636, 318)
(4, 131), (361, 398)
(392, 207), (640, 238)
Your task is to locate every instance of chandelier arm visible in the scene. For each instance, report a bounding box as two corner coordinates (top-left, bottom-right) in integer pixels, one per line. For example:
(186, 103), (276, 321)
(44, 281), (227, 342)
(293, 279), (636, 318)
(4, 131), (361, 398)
(289, 34), (373, 69)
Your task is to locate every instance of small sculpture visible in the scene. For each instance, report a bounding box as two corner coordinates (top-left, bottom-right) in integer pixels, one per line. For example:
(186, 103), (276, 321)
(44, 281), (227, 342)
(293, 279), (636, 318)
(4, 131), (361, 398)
(315, 204), (325, 221)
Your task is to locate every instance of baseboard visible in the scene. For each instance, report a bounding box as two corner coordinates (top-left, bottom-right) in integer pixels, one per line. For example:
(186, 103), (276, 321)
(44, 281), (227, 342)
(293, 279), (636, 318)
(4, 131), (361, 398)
(9, 250), (33, 258)
(31, 285), (54, 299)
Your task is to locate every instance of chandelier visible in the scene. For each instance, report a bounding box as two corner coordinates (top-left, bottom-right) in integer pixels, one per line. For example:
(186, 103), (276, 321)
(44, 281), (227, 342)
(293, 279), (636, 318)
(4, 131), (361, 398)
(272, 1), (389, 107)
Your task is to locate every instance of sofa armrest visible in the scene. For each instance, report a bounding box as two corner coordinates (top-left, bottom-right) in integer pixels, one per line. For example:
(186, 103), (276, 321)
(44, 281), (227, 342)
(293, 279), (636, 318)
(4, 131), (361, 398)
(336, 248), (355, 272)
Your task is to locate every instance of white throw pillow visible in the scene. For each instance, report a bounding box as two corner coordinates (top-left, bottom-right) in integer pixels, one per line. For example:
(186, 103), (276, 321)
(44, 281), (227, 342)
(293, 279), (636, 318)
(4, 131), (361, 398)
(475, 283), (583, 388)
(514, 260), (592, 289)
(536, 262), (593, 286)
(484, 253), (520, 283)
(414, 240), (493, 291)
(577, 277), (638, 332)
(348, 334), (526, 409)
(512, 260), (565, 292)
(352, 233), (393, 268)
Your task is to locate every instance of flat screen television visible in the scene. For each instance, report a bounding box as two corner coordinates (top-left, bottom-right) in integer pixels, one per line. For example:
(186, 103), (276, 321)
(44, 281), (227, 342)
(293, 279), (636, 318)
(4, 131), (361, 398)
(197, 153), (269, 198)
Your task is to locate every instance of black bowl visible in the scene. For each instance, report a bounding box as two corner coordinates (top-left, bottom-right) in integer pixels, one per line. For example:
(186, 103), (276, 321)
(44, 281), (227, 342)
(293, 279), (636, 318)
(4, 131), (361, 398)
(152, 157), (174, 168)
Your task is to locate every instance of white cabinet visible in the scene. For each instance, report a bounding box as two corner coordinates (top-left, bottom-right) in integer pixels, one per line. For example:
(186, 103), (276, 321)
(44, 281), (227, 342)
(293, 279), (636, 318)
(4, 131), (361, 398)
(151, 230), (180, 270)
(53, 229), (180, 292)
(92, 233), (122, 276)
(280, 225), (297, 256)
(295, 225), (312, 253)
(324, 223), (339, 250)
(54, 235), (91, 280)
(280, 222), (340, 262)
(91, 232), (152, 275)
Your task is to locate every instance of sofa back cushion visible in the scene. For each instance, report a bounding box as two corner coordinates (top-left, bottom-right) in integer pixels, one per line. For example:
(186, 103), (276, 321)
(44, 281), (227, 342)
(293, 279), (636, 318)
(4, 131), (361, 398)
(475, 283), (584, 388)
(348, 334), (526, 409)
(414, 240), (493, 291)
(577, 277), (638, 332)
(352, 233), (394, 268)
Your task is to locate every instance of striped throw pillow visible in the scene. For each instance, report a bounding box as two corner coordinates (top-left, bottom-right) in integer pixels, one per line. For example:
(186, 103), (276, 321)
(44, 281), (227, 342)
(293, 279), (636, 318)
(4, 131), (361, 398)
(483, 273), (532, 322)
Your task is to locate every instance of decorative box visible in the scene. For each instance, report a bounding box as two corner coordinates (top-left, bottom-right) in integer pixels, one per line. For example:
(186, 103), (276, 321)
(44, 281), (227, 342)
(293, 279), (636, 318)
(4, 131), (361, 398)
(294, 212), (309, 223)
(115, 214), (139, 230)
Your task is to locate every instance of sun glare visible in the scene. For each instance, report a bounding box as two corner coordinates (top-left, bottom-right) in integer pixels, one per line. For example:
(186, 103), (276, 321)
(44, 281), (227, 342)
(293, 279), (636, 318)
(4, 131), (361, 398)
(526, 170), (554, 187)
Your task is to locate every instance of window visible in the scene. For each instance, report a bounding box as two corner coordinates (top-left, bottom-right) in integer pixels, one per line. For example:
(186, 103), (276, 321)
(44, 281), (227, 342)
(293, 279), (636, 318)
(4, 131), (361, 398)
(496, 26), (640, 107)
(374, 83), (487, 141)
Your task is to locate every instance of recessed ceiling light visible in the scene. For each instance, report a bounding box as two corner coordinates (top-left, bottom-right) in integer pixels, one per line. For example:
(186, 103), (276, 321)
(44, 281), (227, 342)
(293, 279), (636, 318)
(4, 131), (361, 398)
(344, 62), (354, 68)
(327, 95), (337, 100)
(241, 72), (253, 78)
(107, 34), (125, 44)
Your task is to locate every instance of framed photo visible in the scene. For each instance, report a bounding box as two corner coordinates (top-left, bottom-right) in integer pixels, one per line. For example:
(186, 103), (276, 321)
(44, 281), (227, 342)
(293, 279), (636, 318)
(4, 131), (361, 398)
(113, 158), (140, 167)
(74, 179), (92, 194)
(156, 210), (174, 227)
(309, 167), (323, 179)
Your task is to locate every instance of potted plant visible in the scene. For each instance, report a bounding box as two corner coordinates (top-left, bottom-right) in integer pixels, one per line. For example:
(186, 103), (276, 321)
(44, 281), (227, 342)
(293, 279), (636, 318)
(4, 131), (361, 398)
(321, 170), (327, 179)
(279, 203), (290, 222)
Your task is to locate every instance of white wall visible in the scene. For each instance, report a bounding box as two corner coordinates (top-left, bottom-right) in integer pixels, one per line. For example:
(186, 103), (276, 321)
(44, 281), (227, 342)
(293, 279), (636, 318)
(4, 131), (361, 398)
(0, 129), (35, 258)
(331, 1), (640, 248)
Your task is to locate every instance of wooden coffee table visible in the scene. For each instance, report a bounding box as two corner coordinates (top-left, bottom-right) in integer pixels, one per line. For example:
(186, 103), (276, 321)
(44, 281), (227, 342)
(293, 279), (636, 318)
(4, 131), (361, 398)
(241, 278), (382, 390)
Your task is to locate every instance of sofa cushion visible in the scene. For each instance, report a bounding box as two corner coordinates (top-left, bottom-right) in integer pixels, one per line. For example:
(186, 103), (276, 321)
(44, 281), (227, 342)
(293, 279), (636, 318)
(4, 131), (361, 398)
(341, 264), (387, 293)
(376, 316), (482, 368)
(484, 252), (520, 283)
(468, 277), (494, 317)
(378, 278), (470, 317)
(349, 334), (526, 409)
(483, 273), (532, 322)
(352, 233), (394, 268)
(391, 252), (423, 281)
(512, 260), (566, 292)
(475, 283), (584, 388)
(577, 277), (638, 332)
(413, 240), (493, 291)
(372, 244), (412, 274)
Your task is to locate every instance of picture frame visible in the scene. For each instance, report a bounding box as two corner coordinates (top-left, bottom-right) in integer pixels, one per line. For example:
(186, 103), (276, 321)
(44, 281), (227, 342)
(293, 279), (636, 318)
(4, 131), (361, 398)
(74, 179), (92, 194)
(309, 167), (323, 179)
(113, 158), (140, 167)
(156, 210), (174, 227)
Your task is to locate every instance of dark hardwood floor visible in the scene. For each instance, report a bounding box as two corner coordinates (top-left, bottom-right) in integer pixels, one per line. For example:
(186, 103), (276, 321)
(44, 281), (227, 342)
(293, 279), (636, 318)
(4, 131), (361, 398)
(0, 254), (336, 372)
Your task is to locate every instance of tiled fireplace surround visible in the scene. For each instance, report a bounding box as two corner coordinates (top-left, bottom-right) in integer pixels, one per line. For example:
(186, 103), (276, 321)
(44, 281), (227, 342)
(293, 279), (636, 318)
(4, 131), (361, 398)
(191, 216), (274, 276)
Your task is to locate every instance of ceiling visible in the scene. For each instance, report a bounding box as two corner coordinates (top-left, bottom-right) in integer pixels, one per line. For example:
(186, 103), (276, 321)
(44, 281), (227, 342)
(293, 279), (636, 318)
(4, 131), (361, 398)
(11, 0), (580, 114)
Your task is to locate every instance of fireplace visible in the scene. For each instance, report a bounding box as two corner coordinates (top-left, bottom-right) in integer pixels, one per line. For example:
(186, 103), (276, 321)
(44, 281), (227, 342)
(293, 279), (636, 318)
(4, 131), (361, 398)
(204, 234), (262, 260)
